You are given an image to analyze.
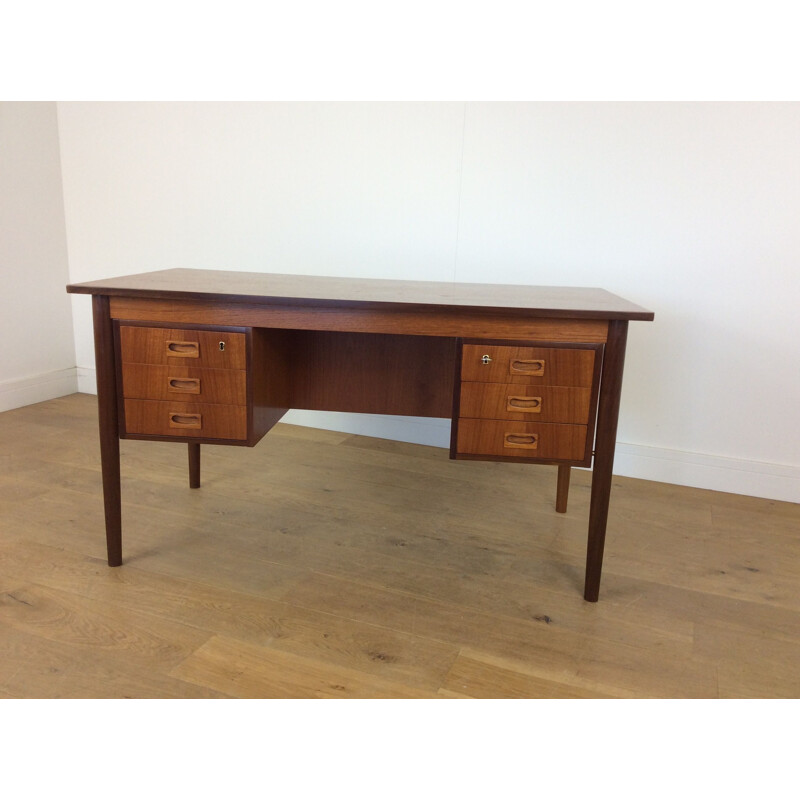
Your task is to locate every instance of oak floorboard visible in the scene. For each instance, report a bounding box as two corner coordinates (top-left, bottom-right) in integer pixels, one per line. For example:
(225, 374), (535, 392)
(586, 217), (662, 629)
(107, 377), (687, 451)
(1, 540), (460, 693)
(0, 581), (211, 672)
(692, 620), (800, 698)
(281, 572), (718, 698)
(716, 660), (799, 700)
(442, 652), (614, 699)
(0, 622), (228, 699)
(170, 635), (438, 698)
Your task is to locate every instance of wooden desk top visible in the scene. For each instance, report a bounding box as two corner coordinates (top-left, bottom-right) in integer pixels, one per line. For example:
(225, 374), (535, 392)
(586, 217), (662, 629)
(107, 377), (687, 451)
(67, 268), (654, 321)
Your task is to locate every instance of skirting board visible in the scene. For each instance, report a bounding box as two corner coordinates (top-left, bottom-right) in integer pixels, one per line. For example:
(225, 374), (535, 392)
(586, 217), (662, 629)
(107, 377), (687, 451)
(72, 367), (799, 504)
(76, 366), (97, 395)
(612, 443), (799, 505)
(0, 368), (79, 413)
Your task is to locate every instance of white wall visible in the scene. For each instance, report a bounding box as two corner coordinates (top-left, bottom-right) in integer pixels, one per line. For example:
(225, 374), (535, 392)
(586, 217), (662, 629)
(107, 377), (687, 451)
(57, 102), (800, 502)
(0, 102), (75, 410)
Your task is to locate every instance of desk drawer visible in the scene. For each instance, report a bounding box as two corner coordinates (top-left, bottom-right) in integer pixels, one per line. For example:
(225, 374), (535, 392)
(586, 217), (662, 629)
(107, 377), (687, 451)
(119, 325), (246, 369)
(459, 382), (591, 424)
(124, 399), (248, 440)
(122, 363), (247, 405)
(461, 344), (595, 386)
(456, 419), (588, 461)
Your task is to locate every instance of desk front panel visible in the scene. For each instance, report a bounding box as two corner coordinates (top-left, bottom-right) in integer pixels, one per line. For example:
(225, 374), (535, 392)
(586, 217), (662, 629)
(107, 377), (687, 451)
(112, 313), (603, 465)
(109, 297), (610, 342)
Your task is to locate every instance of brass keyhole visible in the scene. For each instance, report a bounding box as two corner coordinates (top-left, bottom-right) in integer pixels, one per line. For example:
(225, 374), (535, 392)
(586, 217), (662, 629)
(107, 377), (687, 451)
(481, 354), (492, 364)
(219, 341), (225, 351)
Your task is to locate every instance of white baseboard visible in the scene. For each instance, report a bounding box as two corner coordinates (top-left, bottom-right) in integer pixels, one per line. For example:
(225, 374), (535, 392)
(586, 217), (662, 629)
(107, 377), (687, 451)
(283, 409), (452, 449)
(72, 366), (800, 504)
(612, 443), (799, 504)
(0, 368), (79, 413)
(76, 366), (97, 395)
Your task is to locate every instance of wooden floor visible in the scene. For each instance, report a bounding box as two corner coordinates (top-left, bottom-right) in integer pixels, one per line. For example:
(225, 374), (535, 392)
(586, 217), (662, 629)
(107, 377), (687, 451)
(1, 393), (799, 699)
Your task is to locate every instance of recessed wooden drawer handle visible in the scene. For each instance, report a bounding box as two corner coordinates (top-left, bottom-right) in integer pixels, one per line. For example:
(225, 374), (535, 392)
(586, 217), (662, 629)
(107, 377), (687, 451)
(507, 395), (542, 413)
(168, 377), (201, 394)
(169, 413), (202, 429)
(504, 432), (539, 449)
(510, 359), (545, 376)
(166, 340), (200, 358)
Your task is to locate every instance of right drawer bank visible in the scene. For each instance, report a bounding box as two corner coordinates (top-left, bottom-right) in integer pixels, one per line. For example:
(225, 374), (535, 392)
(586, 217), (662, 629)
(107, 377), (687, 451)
(452, 342), (603, 465)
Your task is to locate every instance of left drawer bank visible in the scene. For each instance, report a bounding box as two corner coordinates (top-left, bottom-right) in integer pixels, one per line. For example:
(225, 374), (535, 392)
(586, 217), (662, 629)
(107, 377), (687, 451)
(117, 323), (251, 443)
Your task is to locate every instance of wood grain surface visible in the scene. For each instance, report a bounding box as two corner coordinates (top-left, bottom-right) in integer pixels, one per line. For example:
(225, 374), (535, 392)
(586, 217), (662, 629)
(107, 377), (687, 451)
(68, 268), (655, 320)
(461, 344), (596, 386)
(455, 419), (589, 460)
(124, 399), (248, 440)
(459, 383), (592, 424)
(119, 325), (246, 369)
(108, 297), (611, 341)
(287, 331), (456, 418)
(121, 364), (247, 405)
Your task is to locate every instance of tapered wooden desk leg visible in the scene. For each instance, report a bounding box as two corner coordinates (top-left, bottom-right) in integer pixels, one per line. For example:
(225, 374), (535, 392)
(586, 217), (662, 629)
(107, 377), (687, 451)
(584, 320), (628, 602)
(189, 443), (201, 488)
(92, 295), (122, 567)
(556, 465), (571, 513)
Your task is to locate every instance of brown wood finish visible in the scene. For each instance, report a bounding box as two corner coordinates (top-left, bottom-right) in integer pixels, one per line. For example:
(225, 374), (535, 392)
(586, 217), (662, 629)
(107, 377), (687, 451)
(584, 320), (629, 602)
(453, 339), (602, 474)
(68, 268), (656, 320)
(510, 358), (545, 377)
(461, 344), (596, 386)
(250, 328), (290, 445)
(504, 432), (540, 449)
(92, 295), (122, 567)
(113, 319), (250, 335)
(169, 412), (203, 430)
(119, 325), (246, 369)
(108, 297), (610, 342)
(459, 383), (591, 424)
(165, 340), (200, 358)
(188, 443), (201, 488)
(456, 419), (588, 461)
(68, 269), (653, 601)
(124, 399), (248, 440)
(121, 432), (253, 447)
(287, 331), (457, 418)
(556, 465), (571, 514)
(121, 363), (247, 405)
(167, 377), (202, 394)
(506, 396), (543, 413)
(452, 452), (592, 467)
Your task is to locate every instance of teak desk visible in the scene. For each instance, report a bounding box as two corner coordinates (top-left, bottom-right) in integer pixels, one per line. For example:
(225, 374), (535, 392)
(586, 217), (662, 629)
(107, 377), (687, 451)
(67, 269), (653, 602)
